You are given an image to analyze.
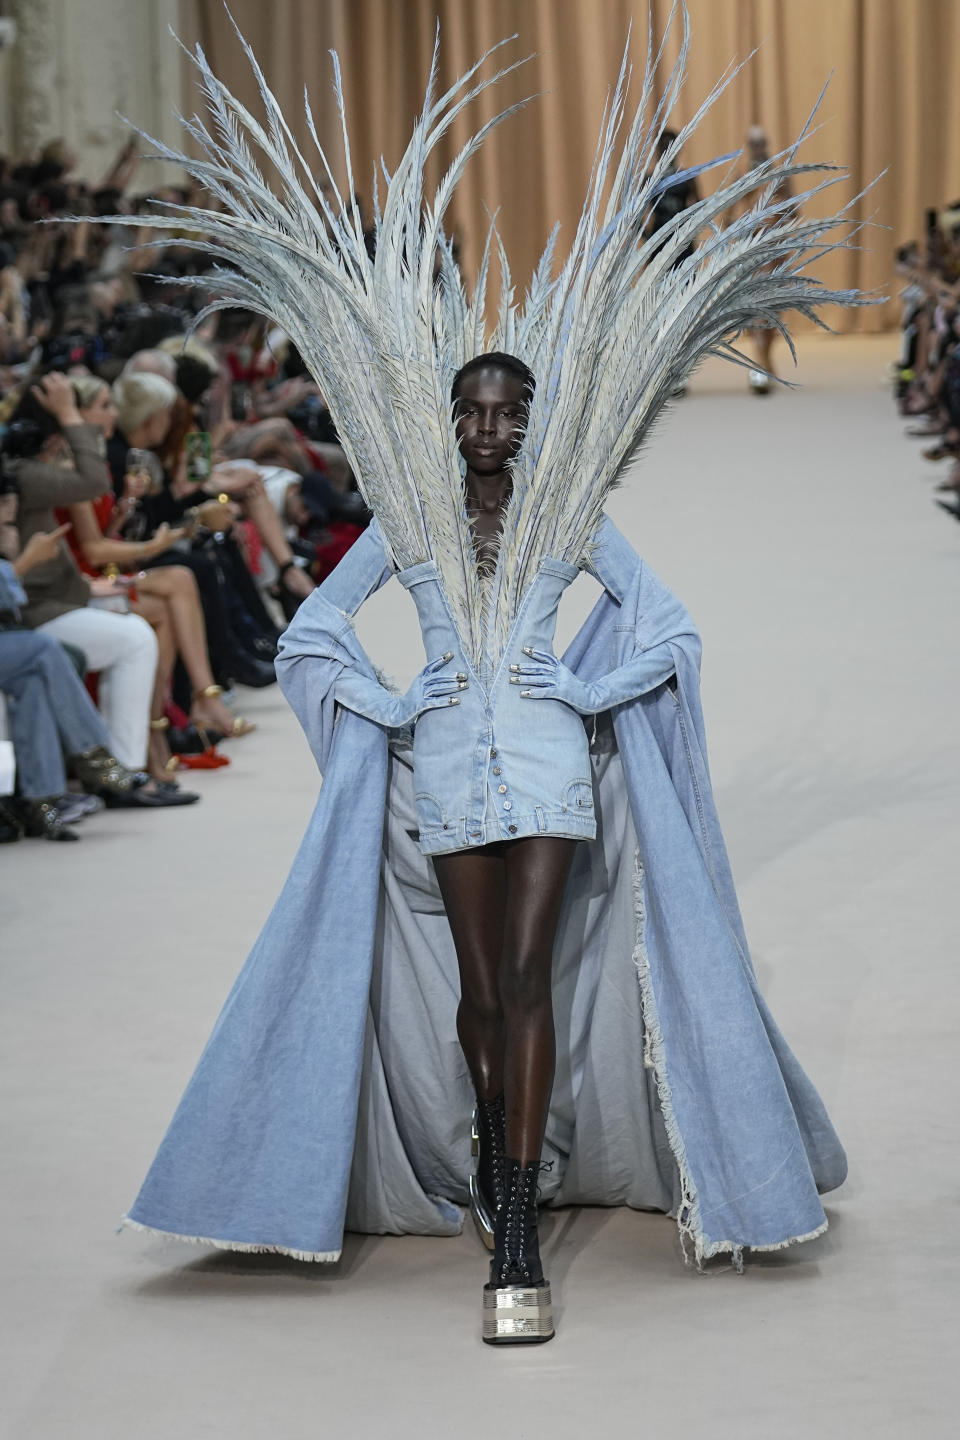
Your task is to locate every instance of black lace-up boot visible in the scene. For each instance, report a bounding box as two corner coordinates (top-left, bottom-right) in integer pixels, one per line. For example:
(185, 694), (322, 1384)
(469, 1093), (506, 1250)
(482, 1156), (554, 1345)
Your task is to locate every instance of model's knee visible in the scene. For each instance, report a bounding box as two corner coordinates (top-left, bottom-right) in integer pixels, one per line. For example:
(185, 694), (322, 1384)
(499, 950), (552, 1017)
(459, 987), (502, 1029)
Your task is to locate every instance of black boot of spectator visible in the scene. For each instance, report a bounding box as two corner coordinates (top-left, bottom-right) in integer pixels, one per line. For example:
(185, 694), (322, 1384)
(0, 799), (23, 843)
(18, 797), (80, 841)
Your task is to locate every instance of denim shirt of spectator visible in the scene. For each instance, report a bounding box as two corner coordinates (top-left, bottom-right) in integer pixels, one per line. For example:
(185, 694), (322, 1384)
(0, 559), (27, 618)
(122, 515), (846, 1269)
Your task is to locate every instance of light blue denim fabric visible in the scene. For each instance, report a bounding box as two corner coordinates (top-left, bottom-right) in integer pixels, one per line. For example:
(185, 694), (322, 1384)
(399, 556), (597, 851)
(0, 559), (29, 614)
(123, 513), (846, 1264)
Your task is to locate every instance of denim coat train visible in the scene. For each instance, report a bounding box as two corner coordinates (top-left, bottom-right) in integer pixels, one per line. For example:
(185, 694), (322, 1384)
(124, 516), (846, 1267)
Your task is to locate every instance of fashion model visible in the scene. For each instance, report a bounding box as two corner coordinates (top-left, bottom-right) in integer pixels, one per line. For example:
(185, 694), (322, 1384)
(106, 6), (867, 1345)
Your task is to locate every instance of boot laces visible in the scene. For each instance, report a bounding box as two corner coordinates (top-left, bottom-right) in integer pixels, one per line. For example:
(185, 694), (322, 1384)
(502, 1164), (540, 1278)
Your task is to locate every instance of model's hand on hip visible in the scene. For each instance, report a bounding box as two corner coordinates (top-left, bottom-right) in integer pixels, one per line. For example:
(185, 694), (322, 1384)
(399, 652), (469, 724)
(333, 652), (467, 728)
(512, 643), (679, 715)
(509, 648), (600, 715)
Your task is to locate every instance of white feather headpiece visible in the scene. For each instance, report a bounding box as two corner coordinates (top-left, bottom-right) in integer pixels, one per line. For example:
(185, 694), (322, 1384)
(92, 2), (874, 665)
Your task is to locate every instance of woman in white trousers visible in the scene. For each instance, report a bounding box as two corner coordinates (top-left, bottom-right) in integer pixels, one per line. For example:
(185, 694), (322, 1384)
(36, 606), (157, 771)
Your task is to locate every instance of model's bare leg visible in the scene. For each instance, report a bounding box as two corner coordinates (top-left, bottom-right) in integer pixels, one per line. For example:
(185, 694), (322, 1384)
(432, 845), (507, 1100)
(500, 837), (577, 1163)
(437, 835), (575, 1338)
(434, 835), (576, 1157)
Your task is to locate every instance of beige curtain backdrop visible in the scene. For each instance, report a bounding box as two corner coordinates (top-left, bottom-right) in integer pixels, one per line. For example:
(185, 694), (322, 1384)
(178, 1), (960, 333)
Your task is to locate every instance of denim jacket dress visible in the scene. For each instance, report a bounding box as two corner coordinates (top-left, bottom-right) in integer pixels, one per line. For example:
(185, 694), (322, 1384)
(318, 514), (679, 854)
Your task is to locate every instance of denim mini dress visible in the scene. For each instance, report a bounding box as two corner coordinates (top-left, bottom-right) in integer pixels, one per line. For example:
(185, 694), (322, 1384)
(397, 556), (594, 856)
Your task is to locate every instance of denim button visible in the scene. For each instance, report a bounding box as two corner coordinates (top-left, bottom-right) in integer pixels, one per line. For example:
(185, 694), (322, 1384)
(503, 801), (512, 811)
(497, 784), (507, 793)
(490, 748), (497, 758)
(508, 823), (517, 834)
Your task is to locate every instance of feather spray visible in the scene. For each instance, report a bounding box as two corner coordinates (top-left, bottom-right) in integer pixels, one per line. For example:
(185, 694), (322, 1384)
(81, 1), (875, 667)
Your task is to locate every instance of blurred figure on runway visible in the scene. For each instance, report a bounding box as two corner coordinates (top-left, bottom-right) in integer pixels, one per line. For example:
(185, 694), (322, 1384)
(736, 125), (797, 394)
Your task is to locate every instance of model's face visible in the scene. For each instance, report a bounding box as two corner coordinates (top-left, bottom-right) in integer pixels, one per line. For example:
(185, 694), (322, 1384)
(453, 368), (529, 475)
(79, 385), (118, 439)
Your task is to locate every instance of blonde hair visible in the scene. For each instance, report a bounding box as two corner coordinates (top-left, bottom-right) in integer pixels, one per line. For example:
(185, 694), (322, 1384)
(122, 349), (177, 382)
(111, 371), (178, 434)
(71, 376), (109, 411)
(157, 334), (219, 373)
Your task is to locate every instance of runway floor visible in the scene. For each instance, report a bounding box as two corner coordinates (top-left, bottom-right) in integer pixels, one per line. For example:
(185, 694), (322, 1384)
(2, 333), (957, 1438)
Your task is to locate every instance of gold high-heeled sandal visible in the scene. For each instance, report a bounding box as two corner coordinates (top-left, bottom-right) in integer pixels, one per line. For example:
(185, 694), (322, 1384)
(194, 684), (254, 738)
(149, 716), (180, 772)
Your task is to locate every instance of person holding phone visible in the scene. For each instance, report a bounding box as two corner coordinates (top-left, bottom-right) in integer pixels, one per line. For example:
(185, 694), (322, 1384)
(0, 488), (193, 835)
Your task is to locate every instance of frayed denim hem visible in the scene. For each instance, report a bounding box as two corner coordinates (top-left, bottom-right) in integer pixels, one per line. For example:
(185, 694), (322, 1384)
(120, 1215), (341, 1263)
(630, 851), (829, 1273)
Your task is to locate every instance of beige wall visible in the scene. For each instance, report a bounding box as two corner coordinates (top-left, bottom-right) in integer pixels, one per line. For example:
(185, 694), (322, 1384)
(26, 0), (960, 332)
(5, 0), (185, 192)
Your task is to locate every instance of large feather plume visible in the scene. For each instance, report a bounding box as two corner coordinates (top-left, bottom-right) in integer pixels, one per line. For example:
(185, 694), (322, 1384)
(88, 2), (874, 666)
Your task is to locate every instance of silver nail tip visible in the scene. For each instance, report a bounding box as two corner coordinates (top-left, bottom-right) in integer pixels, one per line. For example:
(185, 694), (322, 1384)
(509, 663), (520, 672)
(448, 696), (460, 705)
(520, 690), (532, 698)
(458, 681), (468, 689)
(442, 651), (453, 661)
(456, 672), (468, 681)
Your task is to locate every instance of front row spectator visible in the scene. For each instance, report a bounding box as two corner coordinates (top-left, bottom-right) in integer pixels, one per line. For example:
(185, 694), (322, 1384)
(3, 374), (193, 802)
(0, 491), (197, 842)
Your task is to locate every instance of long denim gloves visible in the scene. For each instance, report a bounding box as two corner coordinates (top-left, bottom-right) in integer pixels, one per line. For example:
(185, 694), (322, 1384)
(334, 651), (468, 727)
(510, 645), (675, 716)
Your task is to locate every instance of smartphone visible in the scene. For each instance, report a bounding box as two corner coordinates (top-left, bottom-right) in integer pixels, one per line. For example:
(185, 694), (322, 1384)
(184, 430), (213, 485)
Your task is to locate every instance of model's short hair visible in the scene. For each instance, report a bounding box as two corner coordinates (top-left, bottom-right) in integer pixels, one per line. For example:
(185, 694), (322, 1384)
(451, 352), (536, 404)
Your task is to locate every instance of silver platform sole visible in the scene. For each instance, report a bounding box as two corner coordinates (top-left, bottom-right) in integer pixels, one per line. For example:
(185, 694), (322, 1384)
(482, 1283), (554, 1345)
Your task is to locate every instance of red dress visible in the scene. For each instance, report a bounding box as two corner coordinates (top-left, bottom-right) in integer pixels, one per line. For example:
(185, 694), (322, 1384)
(56, 492), (116, 579)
